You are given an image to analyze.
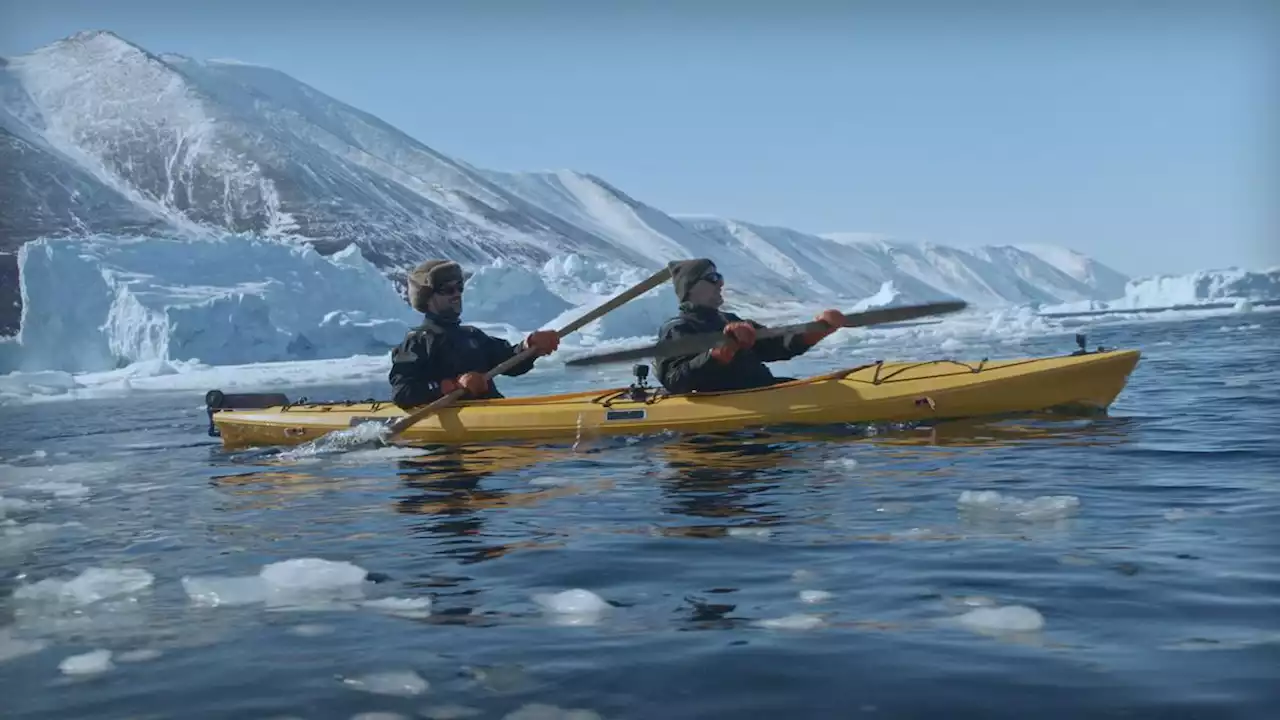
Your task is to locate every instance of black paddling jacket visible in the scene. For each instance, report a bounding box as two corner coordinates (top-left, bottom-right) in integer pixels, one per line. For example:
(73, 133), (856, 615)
(388, 313), (536, 409)
(654, 303), (813, 394)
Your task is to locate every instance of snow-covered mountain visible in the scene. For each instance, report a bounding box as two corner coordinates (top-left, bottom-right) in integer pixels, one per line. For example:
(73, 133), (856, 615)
(0, 29), (1133, 341)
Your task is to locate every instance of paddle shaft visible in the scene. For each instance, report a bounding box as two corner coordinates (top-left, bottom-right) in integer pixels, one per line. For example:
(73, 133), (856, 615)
(386, 265), (674, 438)
(563, 300), (969, 367)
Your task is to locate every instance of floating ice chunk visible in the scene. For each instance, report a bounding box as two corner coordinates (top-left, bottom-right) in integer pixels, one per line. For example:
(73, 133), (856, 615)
(1233, 299), (1253, 313)
(19, 480), (90, 499)
(361, 597), (432, 619)
(798, 590), (834, 604)
(0, 496), (39, 516)
(260, 557), (368, 589)
(115, 648), (163, 662)
(0, 626), (48, 663)
(341, 670), (429, 697)
(727, 526), (773, 540)
(956, 605), (1045, 634)
(503, 703), (603, 720)
(421, 705), (483, 720)
(288, 624), (334, 637)
(182, 575), (270, 607)
(60, 649), (114, 675)
(532, 589), (610, 626)
(957, 490), (1080, 521)
(14, 567), (154, 606)
(754, 613), (825, 630)
(939, 337), (965, 352)
(823, 457), (858, 470)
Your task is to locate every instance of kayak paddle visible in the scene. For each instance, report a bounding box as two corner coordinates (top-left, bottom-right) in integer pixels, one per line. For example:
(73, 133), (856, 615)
(383, 264), (674, 439)
(562, 300), (969, 367)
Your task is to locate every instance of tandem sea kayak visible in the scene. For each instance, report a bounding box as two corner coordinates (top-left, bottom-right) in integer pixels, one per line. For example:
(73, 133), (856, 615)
(204, 346), (1141, 449)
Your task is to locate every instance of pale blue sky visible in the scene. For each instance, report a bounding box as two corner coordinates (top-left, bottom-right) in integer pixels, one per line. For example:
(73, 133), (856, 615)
(2, 0), (1275, 277)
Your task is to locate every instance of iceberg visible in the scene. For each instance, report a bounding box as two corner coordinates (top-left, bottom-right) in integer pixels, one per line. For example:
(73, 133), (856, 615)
(1, 234), (422, 374)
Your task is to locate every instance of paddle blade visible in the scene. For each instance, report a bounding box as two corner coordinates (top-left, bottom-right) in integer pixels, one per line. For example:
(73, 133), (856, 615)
(563, 300), (968, 367)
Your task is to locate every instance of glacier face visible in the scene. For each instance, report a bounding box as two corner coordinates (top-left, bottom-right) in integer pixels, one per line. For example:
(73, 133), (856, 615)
(3, 234), (424, 374)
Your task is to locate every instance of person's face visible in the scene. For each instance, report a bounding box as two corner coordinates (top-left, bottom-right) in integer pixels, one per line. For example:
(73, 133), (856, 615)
(426, 280), (464, 316)
(686, 269), (725, 308)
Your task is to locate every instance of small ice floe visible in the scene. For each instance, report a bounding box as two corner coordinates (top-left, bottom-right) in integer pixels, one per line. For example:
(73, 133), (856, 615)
(360, 597), (432, 619)
(0, 626), (48, 663)
(957, 490), (1080, 522)
(1233, 299), (1254, 313)
(955, 605), (1045, 636)
(420, 705), (483, 720)
(726, 526), (773, 541)
(503, 703), (603, 720)
(798, 590), (834, 604)
(13, 567), (154, 606)
(59, 649), (114, 675)
(1163, 508), (1215, 522)
(753, 613), (826, 631)
(288, 624), (334, 637)
(790, 569), (818, 584)
(939, 337), (965, 352)
(182, 557), (370, 610)
(340, 670), (430, 697)
(115, 648), (163, 663)
(532, 589), (610, 626)
(823, 457), (859, 470)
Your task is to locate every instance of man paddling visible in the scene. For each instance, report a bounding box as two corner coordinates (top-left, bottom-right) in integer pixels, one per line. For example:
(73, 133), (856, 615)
(389, 260), (560, 410)
(654, 259), (846, 394)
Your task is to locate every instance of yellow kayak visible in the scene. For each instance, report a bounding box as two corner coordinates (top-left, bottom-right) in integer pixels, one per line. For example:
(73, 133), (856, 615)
(206, 348), (1141, 449)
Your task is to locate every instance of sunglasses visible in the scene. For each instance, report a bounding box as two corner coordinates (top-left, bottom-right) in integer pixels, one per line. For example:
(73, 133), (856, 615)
(435, 282), (465, 296)
(701, 272), (724, 285)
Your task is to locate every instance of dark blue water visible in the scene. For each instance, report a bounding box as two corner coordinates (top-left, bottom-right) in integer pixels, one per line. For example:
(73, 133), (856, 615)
(2, 311), (1277, 719)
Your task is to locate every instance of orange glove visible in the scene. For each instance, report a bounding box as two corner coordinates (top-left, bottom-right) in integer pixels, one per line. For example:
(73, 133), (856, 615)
(803, 309), (845, 345)
(442, 371), (490, 397)
(723, 321), (757, 349)
(525, 329), (560, 356)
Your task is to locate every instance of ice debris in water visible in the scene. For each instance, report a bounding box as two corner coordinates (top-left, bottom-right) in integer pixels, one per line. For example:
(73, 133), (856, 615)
(791, 569), (818, 583)
(753, 613), (826, 630)
(421, 705), (483, 720)
(360, 597), (432, 619)
(799, 590), (834, 604)
(727, 526), (773, 540)
(532, 589), (610, 626)
(182, 558), (370, 609)
(13, 567), (154, 606)
(956, 605), (1045, 635)
(503, 704), (603, 720)
(59, 649), (114, 675)
(341, 670), (430, 697)
(115, 648), (163, 663)
(957, 490), (1080, 521)
(0, 626), (48, 663)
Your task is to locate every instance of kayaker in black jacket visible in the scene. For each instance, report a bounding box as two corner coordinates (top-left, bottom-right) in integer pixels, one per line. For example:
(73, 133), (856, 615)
(388, 259), (560, 410)
(655, 258), (846, 394)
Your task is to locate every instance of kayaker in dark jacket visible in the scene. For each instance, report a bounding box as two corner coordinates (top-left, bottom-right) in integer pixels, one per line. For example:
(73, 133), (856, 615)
(389, 259), (560, 409)
(654, 259), (846, 394)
